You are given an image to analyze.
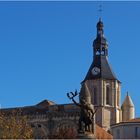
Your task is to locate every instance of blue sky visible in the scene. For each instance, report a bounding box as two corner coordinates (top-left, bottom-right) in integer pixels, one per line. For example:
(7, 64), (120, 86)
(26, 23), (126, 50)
(0, 1), (140, 117)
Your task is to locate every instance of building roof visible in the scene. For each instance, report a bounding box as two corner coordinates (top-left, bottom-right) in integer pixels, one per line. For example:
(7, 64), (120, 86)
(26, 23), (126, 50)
(126, 118), (140, 123)
(80, 81), (91, 97)
(83, 55), (119, 82)
(82, 19), (120, 83)
(121, 93), (134, 108)
(36, 99), (55, 108)
(95, 124), (113, 139)
(111, 118), (140, 128)
(0, 99), (55, 115)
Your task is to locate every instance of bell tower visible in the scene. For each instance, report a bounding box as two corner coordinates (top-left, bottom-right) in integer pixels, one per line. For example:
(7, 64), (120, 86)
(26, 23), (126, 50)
(81, 19), (122, 130)
(94, 18), (108, 57)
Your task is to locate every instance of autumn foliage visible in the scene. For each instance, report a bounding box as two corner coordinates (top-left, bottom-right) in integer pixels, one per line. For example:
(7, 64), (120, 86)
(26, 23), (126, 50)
(0, 111), (33, 139)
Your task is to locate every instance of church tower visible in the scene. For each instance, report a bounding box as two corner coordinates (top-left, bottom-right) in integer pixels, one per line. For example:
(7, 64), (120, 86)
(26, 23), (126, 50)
(81, 19), (122, 130)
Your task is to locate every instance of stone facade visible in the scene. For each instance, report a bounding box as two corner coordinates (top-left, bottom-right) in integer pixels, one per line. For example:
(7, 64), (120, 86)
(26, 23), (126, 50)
(86, 79), (121, 130)
(27, 103), (80, 138)
(111, 118), (140, 139)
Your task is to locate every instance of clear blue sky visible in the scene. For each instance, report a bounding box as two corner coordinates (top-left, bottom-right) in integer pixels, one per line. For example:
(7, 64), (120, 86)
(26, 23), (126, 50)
(0, 1), (140, 117)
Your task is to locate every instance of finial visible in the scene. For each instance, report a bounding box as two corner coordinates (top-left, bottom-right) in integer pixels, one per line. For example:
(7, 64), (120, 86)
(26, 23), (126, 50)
(127, 91), (129, 96)
(98, 4), (102, 21)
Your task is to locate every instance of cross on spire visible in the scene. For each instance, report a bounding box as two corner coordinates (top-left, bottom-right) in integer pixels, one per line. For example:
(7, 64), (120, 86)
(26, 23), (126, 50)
(98, 4), (102, 20)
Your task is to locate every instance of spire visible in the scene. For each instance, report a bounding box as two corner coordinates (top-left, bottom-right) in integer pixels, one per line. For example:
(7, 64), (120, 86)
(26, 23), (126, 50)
(122, 92), (134, 107)
(98, 4), (102, 23)
(80, 82), (91, 103)
(97, 18), (104, 37)
(82, 18), (120, 83)
(82, 19), (119, 83)
(93, 19), (108, 58)
(97, 3), (103, 37)
(127, 91), (129, 96)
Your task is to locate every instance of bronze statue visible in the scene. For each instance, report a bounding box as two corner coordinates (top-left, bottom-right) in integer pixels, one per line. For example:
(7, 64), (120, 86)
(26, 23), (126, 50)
(67, 90), (97, 133)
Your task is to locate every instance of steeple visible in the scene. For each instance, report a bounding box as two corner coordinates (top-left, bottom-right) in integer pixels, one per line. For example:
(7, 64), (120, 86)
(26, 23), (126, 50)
(83, 19), (118, 82)
(93, 18), (108, 58)
(81, 19), (122, 129)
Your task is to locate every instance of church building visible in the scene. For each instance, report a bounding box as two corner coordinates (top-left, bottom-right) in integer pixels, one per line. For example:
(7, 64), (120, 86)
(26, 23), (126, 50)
(1, 19), (140, 139)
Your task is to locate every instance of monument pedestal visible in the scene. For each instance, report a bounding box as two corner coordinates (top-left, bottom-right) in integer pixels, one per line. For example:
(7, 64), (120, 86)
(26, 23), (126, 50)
(77, 132), (96, 139)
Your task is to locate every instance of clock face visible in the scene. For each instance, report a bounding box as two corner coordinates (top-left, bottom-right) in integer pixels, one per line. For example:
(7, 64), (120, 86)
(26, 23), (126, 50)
(91, 67), (100, 75)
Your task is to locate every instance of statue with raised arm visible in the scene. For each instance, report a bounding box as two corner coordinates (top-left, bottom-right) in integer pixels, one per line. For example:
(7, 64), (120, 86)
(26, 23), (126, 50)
(67, 89), (97, 134)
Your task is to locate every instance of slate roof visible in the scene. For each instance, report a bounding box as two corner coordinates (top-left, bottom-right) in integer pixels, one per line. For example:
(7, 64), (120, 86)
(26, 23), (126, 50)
(83, 55), (119, 82)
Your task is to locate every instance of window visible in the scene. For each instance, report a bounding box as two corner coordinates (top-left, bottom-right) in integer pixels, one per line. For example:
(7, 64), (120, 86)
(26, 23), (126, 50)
(94, 88), (97, 105)
(135, 127), (138, 138)
(116, 129), (120, 139)
(101, 51), (105, 55)
(101, 47), (105, 55)
(117, 89), (120, 106)
(106, 86), (110, 105)
(96, 51), (100, 55)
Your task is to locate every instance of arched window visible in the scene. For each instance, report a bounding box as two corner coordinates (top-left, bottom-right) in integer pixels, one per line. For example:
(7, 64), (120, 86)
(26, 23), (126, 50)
(96, 51), (100, 55)
(101, 51), (105, 55)
(101, 47), (105, 55)
(94, 88), (97, 105)
(106, 86), (110, 105)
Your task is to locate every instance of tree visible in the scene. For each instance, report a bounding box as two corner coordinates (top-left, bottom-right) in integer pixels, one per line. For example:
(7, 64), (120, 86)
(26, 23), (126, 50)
(0, 111), (33, 139)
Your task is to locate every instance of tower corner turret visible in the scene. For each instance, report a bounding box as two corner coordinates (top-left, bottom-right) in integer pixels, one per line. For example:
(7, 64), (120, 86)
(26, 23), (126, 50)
(121, 92), (135, 122)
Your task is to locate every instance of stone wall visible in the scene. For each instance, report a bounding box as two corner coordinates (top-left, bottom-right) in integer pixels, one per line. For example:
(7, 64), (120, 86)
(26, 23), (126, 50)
(111, 122), (140, 139)
(27, 104), (80, 138)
